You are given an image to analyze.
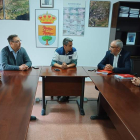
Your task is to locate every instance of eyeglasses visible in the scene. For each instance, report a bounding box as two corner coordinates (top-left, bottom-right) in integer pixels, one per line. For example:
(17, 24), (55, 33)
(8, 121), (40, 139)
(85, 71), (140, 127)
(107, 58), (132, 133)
(11, 40), (21, 43)
(110, 46), (118, 49)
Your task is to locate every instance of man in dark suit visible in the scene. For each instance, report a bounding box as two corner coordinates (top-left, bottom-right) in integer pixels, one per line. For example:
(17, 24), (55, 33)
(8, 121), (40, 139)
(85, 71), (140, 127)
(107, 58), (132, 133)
(98, 39), (131, 74)
(90, 39), (131, 120)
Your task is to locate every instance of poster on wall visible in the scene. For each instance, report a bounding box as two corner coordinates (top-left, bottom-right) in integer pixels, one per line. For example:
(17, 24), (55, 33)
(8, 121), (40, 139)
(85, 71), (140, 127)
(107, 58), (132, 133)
(35, 9), (58, 48)
(63, 0), (85, 36)
(0, 0), (29, 20)
(88, 1), (110, 27)
(0, 0), (3, 19)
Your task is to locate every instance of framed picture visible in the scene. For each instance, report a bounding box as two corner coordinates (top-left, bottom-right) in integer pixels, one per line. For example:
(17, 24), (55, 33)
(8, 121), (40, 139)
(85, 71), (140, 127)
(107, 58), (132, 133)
(88, 1), (110, 27)
(0, 0), (29, 20)
(35, 9), (58, 48)
(40, 0), (54, 8)
(126, 32), (136, 45)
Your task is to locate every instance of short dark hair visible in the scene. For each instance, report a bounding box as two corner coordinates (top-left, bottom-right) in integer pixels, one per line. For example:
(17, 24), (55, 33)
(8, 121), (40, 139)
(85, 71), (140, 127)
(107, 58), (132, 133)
(63, 37), (73, 46)
(7, 34), (18, 43)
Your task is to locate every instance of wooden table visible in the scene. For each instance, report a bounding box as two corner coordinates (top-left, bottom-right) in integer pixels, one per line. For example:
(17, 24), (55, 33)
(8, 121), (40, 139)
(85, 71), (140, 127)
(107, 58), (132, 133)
(90, 75), (140, 140)
(40, 66), (88, 116)
(82, 66), (98, 76)
(0, 67), (41, 76)
(2, 66), (139, 140)
(0, 68), (41, 140)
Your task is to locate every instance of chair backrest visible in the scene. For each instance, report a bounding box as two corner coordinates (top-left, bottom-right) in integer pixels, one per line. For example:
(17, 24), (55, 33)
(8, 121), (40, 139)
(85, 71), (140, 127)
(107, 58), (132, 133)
(130, 59), (137, 76)
(130, 59), (133, 74)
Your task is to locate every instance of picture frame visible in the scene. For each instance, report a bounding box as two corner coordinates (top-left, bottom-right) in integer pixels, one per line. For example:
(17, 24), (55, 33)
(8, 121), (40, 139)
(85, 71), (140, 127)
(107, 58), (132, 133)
(35, 9), (59, 48)
(40, 0), (54, 8)
(88, 1), (110, 27)
(126, 32), (136, 45)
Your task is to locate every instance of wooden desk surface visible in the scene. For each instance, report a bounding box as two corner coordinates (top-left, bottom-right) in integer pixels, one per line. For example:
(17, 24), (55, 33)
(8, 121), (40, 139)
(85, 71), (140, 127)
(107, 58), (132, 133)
(0, 70), (40, 140)
(83, 66), (112, 77)
(82, 66), (98, 76)
(90, 75), (140, 140)
(0, 67), (42, 76)
(40, 66), (88, 77)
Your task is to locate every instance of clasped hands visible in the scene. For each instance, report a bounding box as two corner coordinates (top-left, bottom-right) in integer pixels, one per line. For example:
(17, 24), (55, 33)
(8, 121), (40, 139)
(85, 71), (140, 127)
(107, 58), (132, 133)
(19, 64), (29, 71)
(131, 77), (140, 86)
(61, 62), (67, 69)
(104, 64), (113, 71)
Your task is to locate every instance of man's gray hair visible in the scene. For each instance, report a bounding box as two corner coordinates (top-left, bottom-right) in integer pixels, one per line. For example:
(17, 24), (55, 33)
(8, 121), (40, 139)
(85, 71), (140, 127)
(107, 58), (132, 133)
(115, 39), (123, 49)
(63, 37), (73, 46)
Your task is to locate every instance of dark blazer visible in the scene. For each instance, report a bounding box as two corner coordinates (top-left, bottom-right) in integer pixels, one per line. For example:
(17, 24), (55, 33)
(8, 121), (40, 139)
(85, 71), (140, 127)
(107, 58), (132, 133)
(0, 46), (32, 70)
(98, 49), (131, 74)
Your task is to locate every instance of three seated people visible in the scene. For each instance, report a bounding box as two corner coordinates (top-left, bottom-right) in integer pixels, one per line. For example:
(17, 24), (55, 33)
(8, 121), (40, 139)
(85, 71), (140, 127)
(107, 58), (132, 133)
(0, 35), (139, 122)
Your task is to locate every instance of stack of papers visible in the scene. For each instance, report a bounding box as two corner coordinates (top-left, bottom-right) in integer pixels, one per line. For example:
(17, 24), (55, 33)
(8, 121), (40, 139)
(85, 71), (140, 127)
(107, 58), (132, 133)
(130, 8), (139, 14)
(119, 13), (128, 17)
(129, 8), (139, 18)
(114, 74), (134, 79)
(119, 6), (129, 17)
(120, 6), (129, 13)
(129, 14), (138, 18)
(96, 70), (113, 75)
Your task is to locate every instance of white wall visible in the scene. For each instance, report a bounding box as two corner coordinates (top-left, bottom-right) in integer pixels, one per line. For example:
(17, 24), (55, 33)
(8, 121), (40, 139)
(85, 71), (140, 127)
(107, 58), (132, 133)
(0, 0), (139, 67)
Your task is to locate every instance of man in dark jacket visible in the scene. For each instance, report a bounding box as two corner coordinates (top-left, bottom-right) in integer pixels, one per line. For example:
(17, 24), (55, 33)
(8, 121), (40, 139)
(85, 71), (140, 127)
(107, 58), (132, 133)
(1, 35), (31, 70)
(0, 34), (36, 121)
(98, 39), (131, 74)
(91, 39), (131, 120)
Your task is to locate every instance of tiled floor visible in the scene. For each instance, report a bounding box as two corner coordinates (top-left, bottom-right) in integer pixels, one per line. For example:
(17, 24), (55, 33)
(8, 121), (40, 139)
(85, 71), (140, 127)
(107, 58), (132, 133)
(26, 82), (122, 140)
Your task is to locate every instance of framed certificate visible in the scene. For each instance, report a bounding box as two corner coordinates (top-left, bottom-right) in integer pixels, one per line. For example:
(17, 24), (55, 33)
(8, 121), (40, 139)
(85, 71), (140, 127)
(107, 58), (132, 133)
(40, 0), (54, 8)
(126, 32), (136, 45)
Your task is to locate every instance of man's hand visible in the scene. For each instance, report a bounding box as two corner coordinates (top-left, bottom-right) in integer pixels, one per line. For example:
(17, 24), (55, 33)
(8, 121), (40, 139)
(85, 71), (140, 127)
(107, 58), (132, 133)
(131, 77), (140, 86)
(62, 62), (67, 69)
(19, 64), (29, 71)
(104, 64), (113, 71)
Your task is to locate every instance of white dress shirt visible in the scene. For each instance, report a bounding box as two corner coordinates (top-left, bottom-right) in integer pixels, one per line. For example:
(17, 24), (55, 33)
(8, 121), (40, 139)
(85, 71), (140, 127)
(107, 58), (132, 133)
(113, 50), (121, 68)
